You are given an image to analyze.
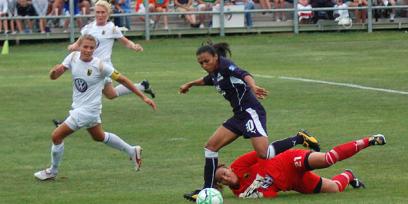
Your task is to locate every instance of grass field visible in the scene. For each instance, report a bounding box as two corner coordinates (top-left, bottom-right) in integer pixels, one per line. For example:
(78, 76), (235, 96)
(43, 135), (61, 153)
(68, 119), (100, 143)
(0, 31), (407, 204)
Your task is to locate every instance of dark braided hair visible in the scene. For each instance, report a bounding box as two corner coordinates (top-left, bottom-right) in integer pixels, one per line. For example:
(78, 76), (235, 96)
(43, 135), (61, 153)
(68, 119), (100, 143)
(196, 40), (231, 58)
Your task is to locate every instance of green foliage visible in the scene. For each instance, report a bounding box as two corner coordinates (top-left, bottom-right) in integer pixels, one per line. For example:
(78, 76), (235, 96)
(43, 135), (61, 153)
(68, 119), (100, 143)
(0, 32), (407, 203)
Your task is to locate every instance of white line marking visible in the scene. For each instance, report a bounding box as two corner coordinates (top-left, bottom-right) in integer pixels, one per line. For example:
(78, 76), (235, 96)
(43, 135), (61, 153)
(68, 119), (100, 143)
(253, 74), (408, 95)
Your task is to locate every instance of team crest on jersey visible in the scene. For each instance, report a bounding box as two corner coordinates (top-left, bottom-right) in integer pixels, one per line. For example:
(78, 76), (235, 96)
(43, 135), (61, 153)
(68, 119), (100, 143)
(74, 78), (88, 93)
(260, 175), (274, 189)
(102, 30), (105, 35)
(87, 68), (92, 76)
(216, 73), (224, 82)
(245, 120), (256, 133)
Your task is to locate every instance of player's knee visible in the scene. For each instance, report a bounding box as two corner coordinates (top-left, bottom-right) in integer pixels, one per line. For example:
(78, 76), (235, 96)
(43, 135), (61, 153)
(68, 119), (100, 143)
(104, 94), (116, 100)
(92, 135), (104, 142)
(324, 151), (338, 166)
(51, 132), (63, 144)
(256, 150), (268, 159)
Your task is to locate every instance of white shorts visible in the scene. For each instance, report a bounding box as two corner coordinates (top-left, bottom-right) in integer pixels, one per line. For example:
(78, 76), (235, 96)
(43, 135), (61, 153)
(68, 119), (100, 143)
(64, 108), (101, 131)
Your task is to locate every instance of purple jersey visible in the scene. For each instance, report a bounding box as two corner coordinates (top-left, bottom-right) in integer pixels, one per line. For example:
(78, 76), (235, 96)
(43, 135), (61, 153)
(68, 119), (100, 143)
(203, 57), (263, 113)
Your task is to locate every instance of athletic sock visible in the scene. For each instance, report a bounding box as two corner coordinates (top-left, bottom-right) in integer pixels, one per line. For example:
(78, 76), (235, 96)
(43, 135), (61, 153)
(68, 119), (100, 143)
(114, 83), (144, 97)
(50, 143), (64, 174)
(332, 171), (354, 192)
(325, 138), (370, 165)
(103, 132), (134, 156)
(267, 135), (303, 159)
(203, 148), (218, 188)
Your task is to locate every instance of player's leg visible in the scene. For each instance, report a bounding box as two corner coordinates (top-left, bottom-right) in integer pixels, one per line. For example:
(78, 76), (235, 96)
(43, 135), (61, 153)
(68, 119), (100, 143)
(320, 169), (365, 193)
(104, 79), (156, 99)
(307, 134), (386, 169)
(87, 124), (142, 171)
(183, 125), (239, 202)
(34, 122), (74, 180)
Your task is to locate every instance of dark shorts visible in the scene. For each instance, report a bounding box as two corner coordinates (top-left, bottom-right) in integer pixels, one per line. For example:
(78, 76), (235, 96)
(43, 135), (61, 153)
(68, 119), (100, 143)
(17, 5), (36, 16)
(223, 107), (268, 139)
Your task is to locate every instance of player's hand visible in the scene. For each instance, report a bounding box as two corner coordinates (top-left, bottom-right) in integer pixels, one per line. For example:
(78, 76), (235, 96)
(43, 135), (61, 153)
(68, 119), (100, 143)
(67, 44), (77, 52)
(179, 83), (192, 94)
(253, 86), (268, 99)
(143, 97), (157, 110)
(132, 44), (143, 52)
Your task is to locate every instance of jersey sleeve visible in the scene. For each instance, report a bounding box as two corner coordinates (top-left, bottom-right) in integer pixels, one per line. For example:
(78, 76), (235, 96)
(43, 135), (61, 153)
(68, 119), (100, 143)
(80, 24), (90, 35)
(61, 52), (75, 70)
(112, 25), (124, 39)
(203, 74), (214, 86)
(100, 61), (115, 78)
(227, 64), (251, 80)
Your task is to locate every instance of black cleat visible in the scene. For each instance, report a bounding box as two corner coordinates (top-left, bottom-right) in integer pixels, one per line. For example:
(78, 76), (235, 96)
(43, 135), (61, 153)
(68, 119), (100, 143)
(141, 80), (156, 98)
(52, 119), (62, 127)
(369, 134), (386, 146)
(298, 129), (320, 152)
(183, 189), (201, 202)
(345, 169), (366, 189)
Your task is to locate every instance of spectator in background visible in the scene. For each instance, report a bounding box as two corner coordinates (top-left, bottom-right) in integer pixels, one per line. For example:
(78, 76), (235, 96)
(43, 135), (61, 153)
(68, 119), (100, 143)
(274, 0), (286, 21)
(134, 0), (155, 26)
(0, 0), (9, 34)
(7, 0), (17, 34)
(297, 0), (312, 23)
(197, 0), (220, 28)
(152, 0), (169, 30)
(333, 0), (350, 24)
(63, 0), (83, 32)
(175, 0), (200, 27)
(113, 0), (131, 29)
(350, 0), (366, 23)
(310, 0), (334, 23)
(231, 0), (255, 28)
(258, 0), (272, 15)
(32, 0), (48, 33)
(16, 0), (36, 33)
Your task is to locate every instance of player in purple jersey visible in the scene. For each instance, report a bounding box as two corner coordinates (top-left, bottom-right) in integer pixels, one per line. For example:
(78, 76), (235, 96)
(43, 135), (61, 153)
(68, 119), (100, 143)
(179, 42), (320, 202)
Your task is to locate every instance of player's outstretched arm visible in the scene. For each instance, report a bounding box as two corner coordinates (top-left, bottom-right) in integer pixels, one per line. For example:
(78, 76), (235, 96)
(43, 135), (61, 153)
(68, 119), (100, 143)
(179, 78), (205, 94)
(115, 75), (157, 110)
(244, 75), (268, 99)
(49, 64), (67, 80)
(67, 39), (80, 52)
(119, 37), (143, 52)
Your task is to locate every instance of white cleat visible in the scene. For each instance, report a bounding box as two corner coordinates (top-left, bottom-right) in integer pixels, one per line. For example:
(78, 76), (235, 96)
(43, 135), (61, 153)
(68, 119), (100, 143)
(131, 146), (143, 171)
(34, 168), (57, 181)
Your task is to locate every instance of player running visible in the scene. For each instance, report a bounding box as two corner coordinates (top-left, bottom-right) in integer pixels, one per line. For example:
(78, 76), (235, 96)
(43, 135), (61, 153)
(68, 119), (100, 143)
(34, 35), (157, 181)
(215, 134), (386, 198)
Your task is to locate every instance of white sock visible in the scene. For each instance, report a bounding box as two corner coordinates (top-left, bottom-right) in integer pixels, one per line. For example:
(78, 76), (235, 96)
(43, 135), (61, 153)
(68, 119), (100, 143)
(50, 143), (64, 174)
(114, 83), (144, 97)
(103, 132), (134, 157)
(266, 144), (276, 159)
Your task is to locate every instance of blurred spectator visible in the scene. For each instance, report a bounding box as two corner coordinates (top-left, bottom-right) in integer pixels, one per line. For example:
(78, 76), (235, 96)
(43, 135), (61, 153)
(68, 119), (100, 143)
(7, 0), (17, 34)
(350, 0), (366, 23)
(310, 0), (334, 22)
(197, 0), (220, 28)
(134, 0), (155, 27)
(152, 0), (169, 30)
(0, 0), (9, 33)
(297, 0), (312, 23)
(258, 0), (271, 14)
(333, 0), (351, 25)
(16, 0), (36, 33)
(231, 0), (255, 28)
(113, 0), (131, 29)
(274, 0), (285, 21)
(32, 0), (48, 33)
(175, 0), (200, 27)
(373, 0), (396, 22)
(62, 0), (83, 32)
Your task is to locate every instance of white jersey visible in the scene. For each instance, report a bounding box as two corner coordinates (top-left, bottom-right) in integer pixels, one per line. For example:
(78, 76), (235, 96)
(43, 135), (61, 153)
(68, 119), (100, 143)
(62, 52), (114, 113)
(80, 21), (124, 64)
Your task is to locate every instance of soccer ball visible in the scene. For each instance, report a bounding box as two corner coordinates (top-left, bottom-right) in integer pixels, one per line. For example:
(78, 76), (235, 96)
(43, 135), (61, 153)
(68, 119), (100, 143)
(196, 188), (223, 204)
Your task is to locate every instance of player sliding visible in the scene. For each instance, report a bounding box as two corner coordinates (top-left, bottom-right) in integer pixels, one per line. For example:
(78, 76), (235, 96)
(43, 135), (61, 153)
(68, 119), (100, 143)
(179, 41), (320, 202)
(34, 34), (157, 181)
(215, 134), (386, 198)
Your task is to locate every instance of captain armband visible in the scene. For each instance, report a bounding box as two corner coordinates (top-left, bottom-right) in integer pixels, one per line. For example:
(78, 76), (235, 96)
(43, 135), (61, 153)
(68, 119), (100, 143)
(110, 70), (121, 80)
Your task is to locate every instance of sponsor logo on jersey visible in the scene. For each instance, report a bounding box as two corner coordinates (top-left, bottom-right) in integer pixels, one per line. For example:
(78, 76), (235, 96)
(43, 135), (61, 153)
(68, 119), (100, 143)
(74, 78), (88, 93)
(87, 69), (92, 76)
(228, 65), (236, 71)
(217, 73), (224, 82)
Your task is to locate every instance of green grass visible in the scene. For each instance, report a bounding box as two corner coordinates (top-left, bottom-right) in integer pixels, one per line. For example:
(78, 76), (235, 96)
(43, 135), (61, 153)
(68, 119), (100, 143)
(0, 31), (407, 204)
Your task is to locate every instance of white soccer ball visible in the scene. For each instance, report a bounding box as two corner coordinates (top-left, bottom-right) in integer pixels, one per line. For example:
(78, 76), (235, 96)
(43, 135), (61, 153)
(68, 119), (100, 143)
(196, 188), (223, 204)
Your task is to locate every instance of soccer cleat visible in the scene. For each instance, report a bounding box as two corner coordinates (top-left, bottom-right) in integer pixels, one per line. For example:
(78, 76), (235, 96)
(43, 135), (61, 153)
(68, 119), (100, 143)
(52, 119), (62, 127)
(141, 80), (156, 98)
(131, 146), (143, 171)
(369, 134), (386, 146)
(298, 129), (320, 152)
(345, 169), (365, 189)
(34, 168), (57, 181)
(183, 189), (201, 202)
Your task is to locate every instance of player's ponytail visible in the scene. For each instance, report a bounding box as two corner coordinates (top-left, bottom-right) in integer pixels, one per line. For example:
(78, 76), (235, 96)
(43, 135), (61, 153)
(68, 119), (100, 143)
(196, 41), (231, 58)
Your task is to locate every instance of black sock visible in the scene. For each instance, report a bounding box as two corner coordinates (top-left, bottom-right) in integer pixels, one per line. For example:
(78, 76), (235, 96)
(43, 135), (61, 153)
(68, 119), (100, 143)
(270, 135), (304, 156)
(203, 157), (218, 188)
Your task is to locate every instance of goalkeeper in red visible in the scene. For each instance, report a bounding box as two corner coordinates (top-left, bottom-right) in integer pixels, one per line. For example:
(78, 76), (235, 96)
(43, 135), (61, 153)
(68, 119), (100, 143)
(215, 134), (386, 198)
